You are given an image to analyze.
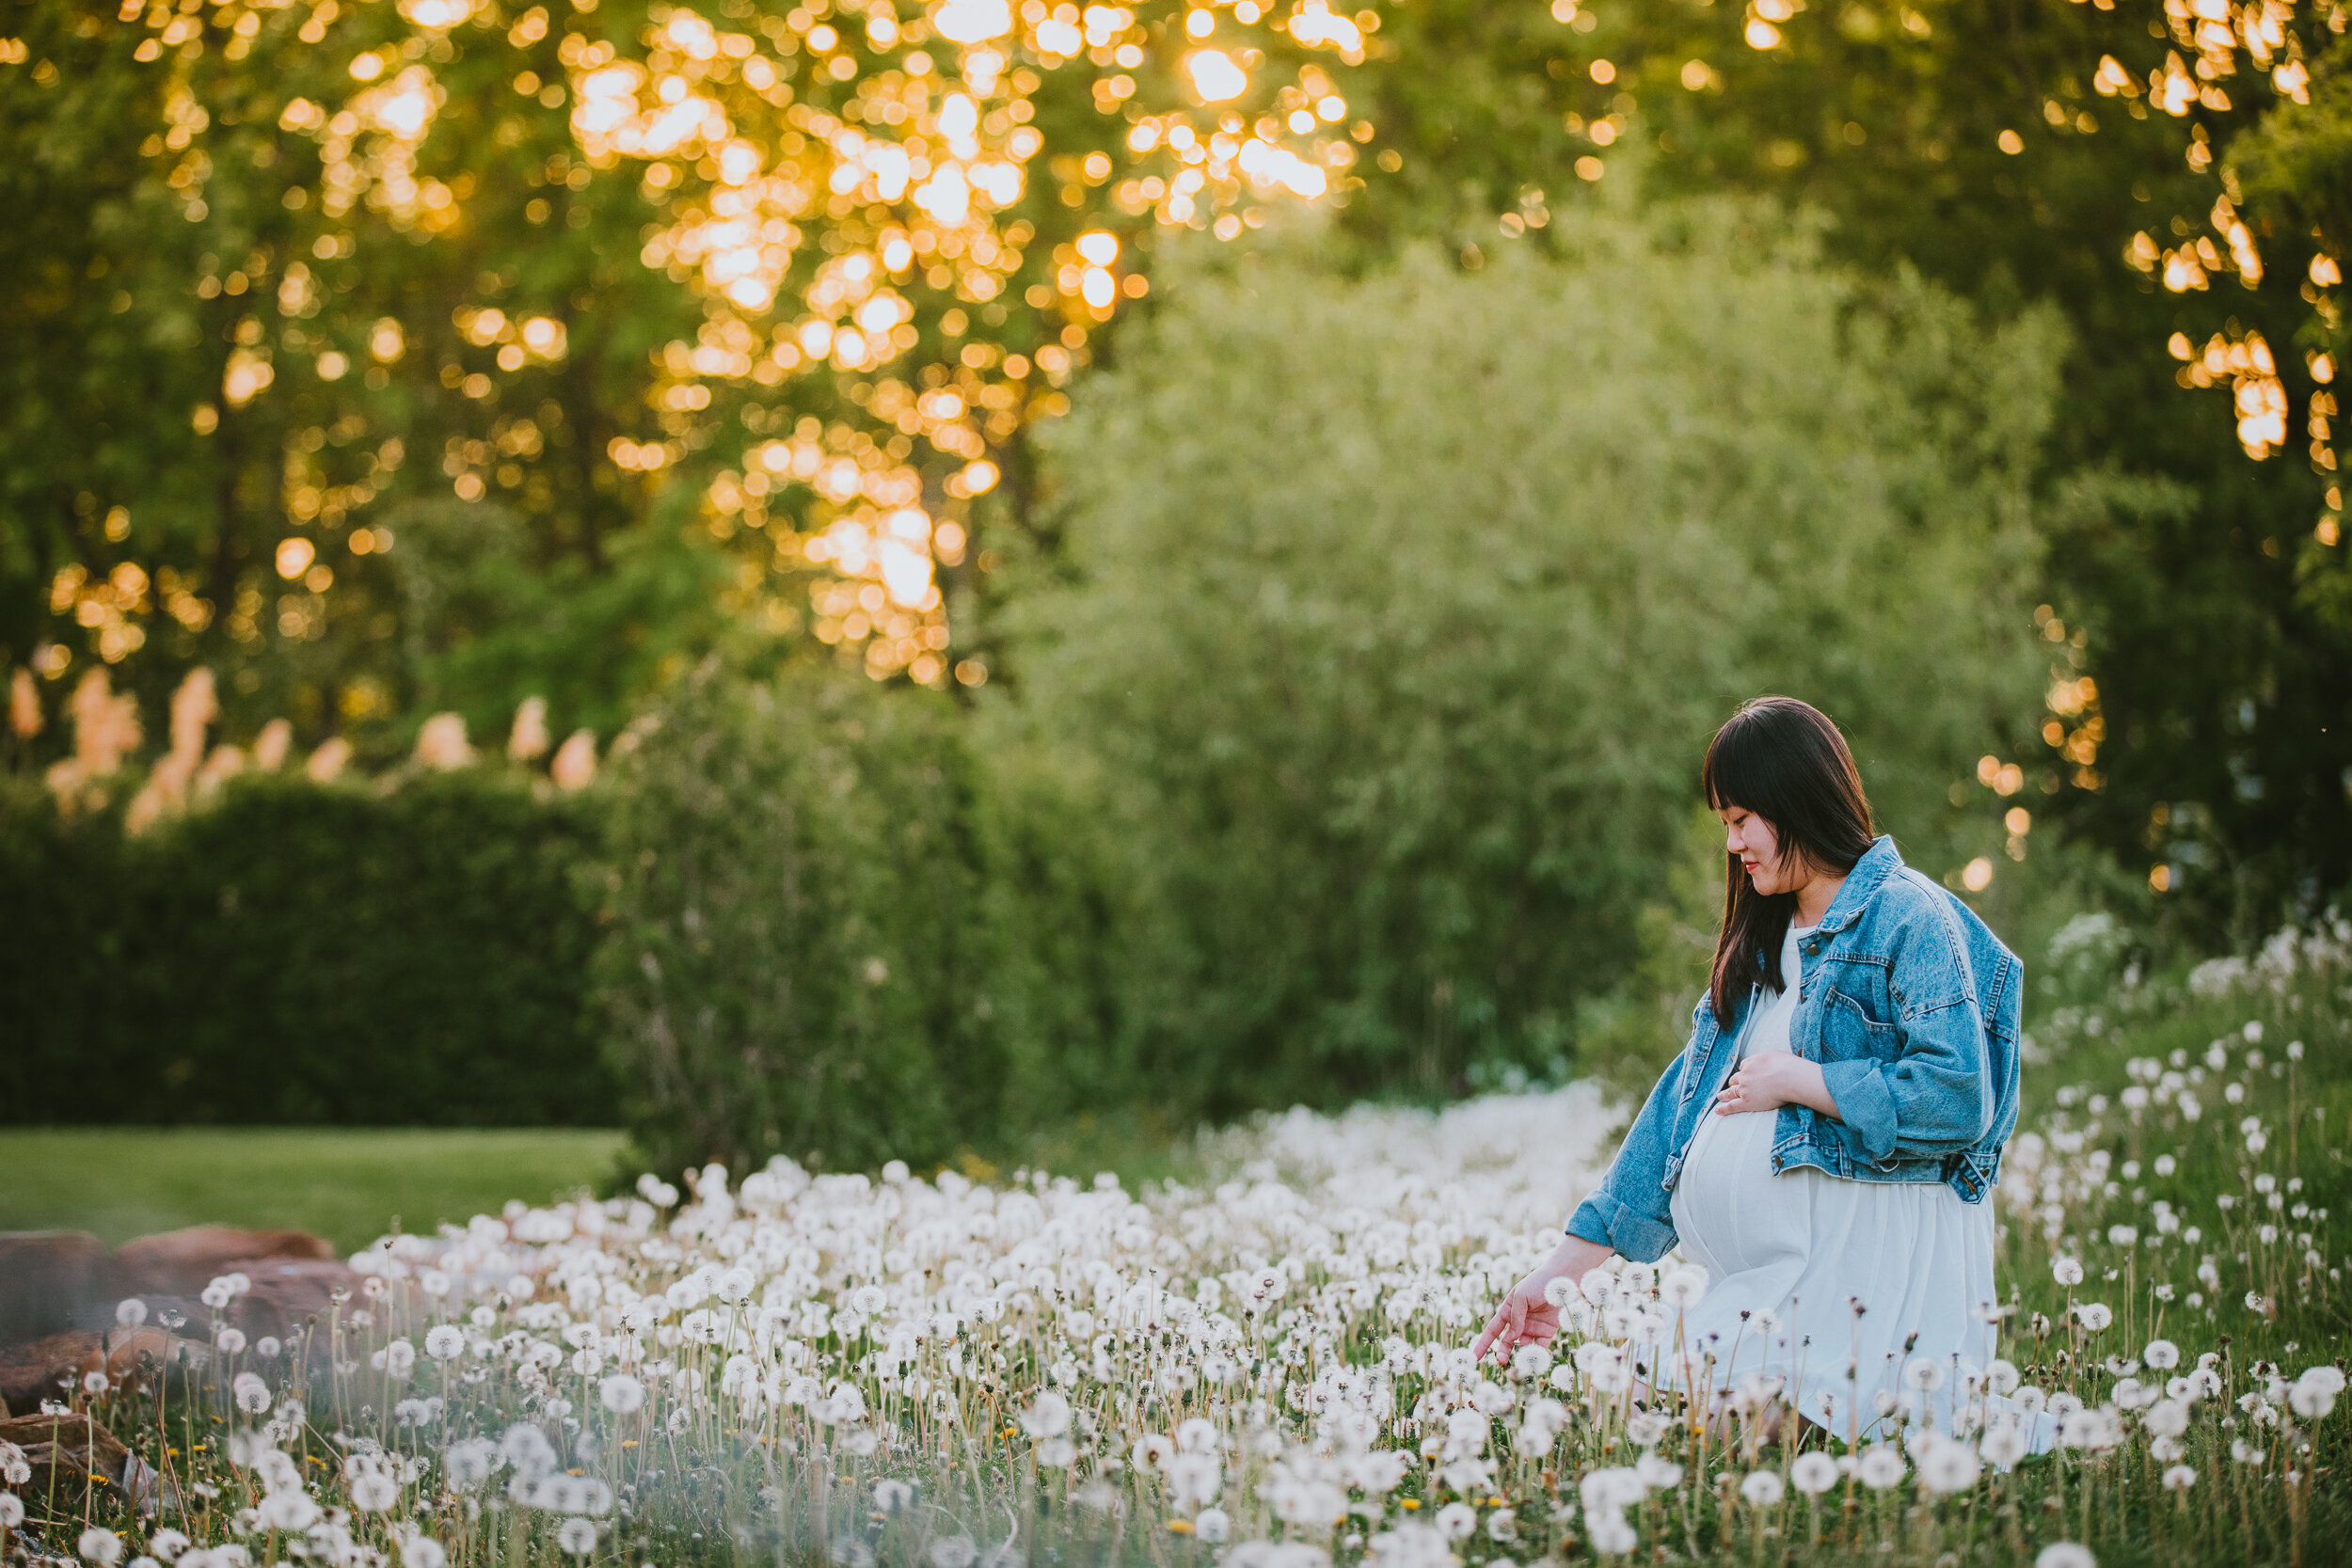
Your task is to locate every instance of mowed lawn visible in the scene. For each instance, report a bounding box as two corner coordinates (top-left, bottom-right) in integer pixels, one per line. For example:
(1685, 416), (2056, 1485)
(0, 1128), (629, 1254)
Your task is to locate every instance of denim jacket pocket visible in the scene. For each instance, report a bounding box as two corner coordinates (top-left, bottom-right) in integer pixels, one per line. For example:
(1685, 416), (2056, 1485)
(1821, 986), (1900, 1062)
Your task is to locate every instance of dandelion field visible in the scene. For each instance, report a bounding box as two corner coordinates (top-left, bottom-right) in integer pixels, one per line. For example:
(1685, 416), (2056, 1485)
(8, 917), (2352, 1568)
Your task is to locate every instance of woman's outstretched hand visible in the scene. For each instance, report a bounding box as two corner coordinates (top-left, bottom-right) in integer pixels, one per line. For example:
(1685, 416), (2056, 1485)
(1473, 1233), (1615, 1364)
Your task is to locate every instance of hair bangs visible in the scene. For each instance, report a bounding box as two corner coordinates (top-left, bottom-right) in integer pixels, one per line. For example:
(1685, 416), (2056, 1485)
(1701, 697), (1880, 1026)
(1701, 719), (1774, 816)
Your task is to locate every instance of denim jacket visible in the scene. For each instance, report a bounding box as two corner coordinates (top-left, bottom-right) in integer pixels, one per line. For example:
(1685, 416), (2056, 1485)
(1565, 835), (2021, 1265)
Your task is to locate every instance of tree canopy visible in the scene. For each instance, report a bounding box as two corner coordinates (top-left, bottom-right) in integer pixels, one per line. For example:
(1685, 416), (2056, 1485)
(4, 0), (2349, 920)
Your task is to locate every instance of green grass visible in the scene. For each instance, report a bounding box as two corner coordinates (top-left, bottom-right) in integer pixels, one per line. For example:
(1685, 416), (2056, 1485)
(1986, 923), (2352, 1377)
(0, 1114), (1199, 1263)
(0, 1127), (629, 1254)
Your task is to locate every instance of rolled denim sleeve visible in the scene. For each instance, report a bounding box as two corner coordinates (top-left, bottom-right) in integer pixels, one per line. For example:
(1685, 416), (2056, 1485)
(1565, 1046), (1689, 1264)
(1820, 937), (1995, 1165)
(1565, 1184), (1679, 1264)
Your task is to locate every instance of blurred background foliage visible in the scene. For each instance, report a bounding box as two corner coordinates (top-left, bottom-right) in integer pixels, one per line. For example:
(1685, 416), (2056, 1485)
(5, 0), (2352, 1167)
(1007, 213), (2057, 1116)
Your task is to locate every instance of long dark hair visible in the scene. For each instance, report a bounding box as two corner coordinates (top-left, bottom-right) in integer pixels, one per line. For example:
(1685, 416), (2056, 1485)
(1702, 697), (1879, 1024)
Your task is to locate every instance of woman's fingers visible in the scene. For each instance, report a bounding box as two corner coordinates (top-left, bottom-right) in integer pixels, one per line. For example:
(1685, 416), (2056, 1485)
(1475, 1291), (1530, 1362)
(1472, 1302), (1512, 1361)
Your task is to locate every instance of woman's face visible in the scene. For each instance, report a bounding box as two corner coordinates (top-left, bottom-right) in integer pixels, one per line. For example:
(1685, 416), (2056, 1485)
(1718, 804), (1807, 896)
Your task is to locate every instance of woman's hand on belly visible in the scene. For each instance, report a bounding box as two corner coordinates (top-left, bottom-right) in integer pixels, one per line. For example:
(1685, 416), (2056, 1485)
(1716, 1053), (1844, 1122)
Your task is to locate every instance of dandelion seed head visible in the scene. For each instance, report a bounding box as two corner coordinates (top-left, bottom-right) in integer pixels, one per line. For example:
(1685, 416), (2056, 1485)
(1585, 1508), (1638, 1556)
(1917, 1439), (1979, 1493)
(1023, 1390), (1073, 1437)
(1660, 1265), (1708, 1307)
(1979, 1425), (2027, 1466)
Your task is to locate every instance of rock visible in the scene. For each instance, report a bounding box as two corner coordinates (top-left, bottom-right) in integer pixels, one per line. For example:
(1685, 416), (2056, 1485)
(0, 1409), (171, 1518)
(107, 1227), (336, 1299)
(101, 1227), (357, 1343)
(69, 1294), (208, 1338)
(0, 1329), (206, 1416)
(0, 1228), (353, 1421)
(0, 1411), (145, 1517)
(209, 1257), (359, 1342)
(0, 1233), (108, 1347)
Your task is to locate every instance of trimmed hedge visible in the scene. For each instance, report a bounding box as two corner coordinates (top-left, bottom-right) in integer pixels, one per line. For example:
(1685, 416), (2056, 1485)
(0, 770), (614, 1126)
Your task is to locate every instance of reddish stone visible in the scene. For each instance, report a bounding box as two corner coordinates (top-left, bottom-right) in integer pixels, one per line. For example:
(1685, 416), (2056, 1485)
(215, 1256), (360, 1341)
(0, 1327), (204, 1416)
(0, 1232), (107, 1347)
(107, 1226), (336, 1299)
(0, 1229), (351, 1415)
(0, 1409), (167, 1517)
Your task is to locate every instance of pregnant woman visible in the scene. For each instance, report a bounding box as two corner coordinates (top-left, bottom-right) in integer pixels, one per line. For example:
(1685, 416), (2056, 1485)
(1475, 697), (2023, 1440)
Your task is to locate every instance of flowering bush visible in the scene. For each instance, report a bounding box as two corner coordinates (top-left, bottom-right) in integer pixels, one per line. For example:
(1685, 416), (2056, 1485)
(8, 917), (2349, 1568)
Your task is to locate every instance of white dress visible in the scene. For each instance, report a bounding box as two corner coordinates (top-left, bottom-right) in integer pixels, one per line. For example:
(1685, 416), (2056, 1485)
(1656, 920), (2010, 1441)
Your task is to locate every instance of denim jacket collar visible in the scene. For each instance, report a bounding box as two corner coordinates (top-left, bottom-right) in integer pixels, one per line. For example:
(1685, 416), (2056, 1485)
(1741, 835), (1900, 976)
(1809, 834), (1902, 939)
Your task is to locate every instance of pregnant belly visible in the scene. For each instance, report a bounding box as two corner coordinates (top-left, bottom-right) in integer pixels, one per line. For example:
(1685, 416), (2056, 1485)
(1671, 1106), (1809, 1279)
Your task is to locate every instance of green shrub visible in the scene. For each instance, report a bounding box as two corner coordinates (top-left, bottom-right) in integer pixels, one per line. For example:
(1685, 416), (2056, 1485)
(1007, 206), (2062, 1114)
(0, 769), (613, 1126)
(589, 663), (1167, 1176)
